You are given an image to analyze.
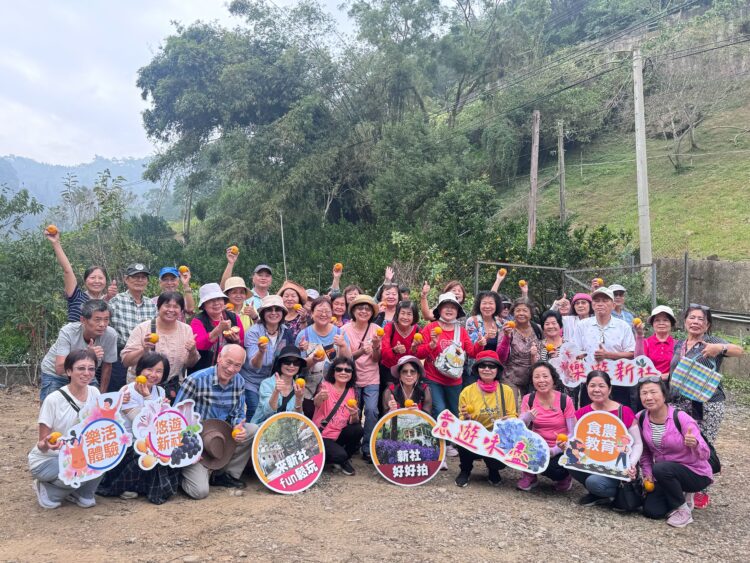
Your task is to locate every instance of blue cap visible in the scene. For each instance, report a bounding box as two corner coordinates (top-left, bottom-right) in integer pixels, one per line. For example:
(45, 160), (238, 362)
(159, 267), (180, 279)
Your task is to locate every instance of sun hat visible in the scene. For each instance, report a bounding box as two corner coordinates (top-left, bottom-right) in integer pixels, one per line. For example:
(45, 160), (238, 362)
(159, 267), (179, 279)
(571, 292), (592, 304)
(257, 295), (287, 320)
(591, 287), (615, 301)
(347, 294), (378, 318)
(471, 350), (503, 378)
(390, 354), (425, 380)
(432, 292), (466, 320)
(272, 345), (306, 374)
(277, 280), (307, 305)
(199, 419), (238, 470)
(647, 305), (676, 326)
(198, 283), (228, 308)
(306, 289), (320, 300)
(224, 276), (251, 297)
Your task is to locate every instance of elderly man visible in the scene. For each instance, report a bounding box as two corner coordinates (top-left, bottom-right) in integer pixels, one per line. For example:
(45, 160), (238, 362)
(150, 266), (195, 319)
(573, 286), (635, 408)
(609, 283), (635, 325)
(175, 344), (253, 499)
(38, 299), (118, 401)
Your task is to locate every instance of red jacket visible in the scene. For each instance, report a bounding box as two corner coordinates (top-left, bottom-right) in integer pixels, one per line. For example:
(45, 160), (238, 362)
(380, 322), (426, 368)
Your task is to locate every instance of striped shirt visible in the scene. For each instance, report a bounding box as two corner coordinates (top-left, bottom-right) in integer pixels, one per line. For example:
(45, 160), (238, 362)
(109, 291), (157, 348)
(174, 366), (246, 427)
(651, 422), (665, 448)
(66, 286), (91, 322)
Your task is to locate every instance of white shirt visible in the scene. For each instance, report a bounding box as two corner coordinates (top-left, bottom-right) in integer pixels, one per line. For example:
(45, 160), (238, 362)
(120, 382), (166, 433)
(573, 315), (635, 361)
(28, 385), (101, 471)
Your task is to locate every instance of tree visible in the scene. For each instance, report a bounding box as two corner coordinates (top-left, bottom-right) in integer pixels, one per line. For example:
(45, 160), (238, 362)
(0, 185), (43, 237)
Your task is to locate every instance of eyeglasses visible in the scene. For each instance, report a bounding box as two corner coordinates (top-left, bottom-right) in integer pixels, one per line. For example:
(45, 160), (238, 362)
(477, 363), (497, 370)
(334, 366), (353, 373)
(280, 358), (300, 366)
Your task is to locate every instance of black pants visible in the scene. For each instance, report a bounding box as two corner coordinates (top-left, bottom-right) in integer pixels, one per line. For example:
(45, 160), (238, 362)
(542, 454), (569, 482)
(458, 446), (505, 475)
(107, 359), (128, 393)
(323, 424), (364, 465)
(643, 462), (712, 519)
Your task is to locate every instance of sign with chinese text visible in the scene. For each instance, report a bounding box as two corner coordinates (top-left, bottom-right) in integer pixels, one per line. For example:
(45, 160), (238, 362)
(58, 392), (131, 487)
(251, 412), (325, 495)
(132, 400), (203, 469)
(559, 411), (632, 481)
(370, 409), (444, 487)
(431, 410), (550, 474)
(550, 343), (659, 388)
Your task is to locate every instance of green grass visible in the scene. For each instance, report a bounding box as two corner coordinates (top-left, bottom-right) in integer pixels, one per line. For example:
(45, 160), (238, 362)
(724, 375), (750, 407)
(500, 101), (750, 260)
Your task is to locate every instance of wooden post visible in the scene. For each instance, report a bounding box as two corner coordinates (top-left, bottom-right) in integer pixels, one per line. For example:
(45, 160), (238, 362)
(557, 119), (566, 224)
(528, 110), (540, 251)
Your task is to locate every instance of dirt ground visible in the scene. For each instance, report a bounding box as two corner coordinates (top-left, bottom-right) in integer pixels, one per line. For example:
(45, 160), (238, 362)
(2, 386), (749, 562)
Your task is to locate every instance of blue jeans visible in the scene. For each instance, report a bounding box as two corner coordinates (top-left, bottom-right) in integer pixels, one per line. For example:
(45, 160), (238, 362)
(40, 373), (69, 403)
(569, 469), (619, 499)
(427, 380), (461, 419)
(108, 360), (127, 393)
(244, 389), (259, 422)
(356, 384), (380, 456)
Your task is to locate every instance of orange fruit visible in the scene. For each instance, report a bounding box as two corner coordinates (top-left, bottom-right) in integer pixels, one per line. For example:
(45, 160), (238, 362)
(314, 349), (326, 360)
(518, 280), (527, 288)
(545, 343), (555, 352)
(232, 428), (242, 439)
(333, 262), (343, 272)
(296, 378), (306, 388)
(346, 398), (357, 408)
(433, 327), (443, 336)
(465, 405), (475, 415)
(229, 245), (239, 255)
(135, 375), (148, 385)
(331, 316), (337, 323)
(375, 327), (385, 337)
(142, 454), (157, 469)
(178, 265), (189, 274)
(225, 303), (235, 311)
(258, 336), (270, 345)
(413, 333), (423, 343)
(293, 304), (302, 311)
(45, 224), (58, 235)
(595, 277), (604, 286)
(556, 433), (568, 443)
(135, 439), (149, 454)
(404, 399), (415, 408)
(231, 326), (240, 333)
(498, 268), (507, 276)
(223, 330), (232, 337)
(147, 333), (159, 344)
(632, 318), (643, 327)
(505, 321), (516, 329)
(643, 480), (655, 493)
(47, 432), (62, 445)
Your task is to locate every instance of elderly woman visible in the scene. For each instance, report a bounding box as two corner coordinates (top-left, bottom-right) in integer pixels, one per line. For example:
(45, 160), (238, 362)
(241, 295), (294, 421)
(456, 350), (517, 487)
(638, 377), (713, 528)
(539, 310), (564, 361)
(250, 345), (306, 426)
(190, 283), (244, 374)
(45, 227), (116, 322)
(330, 292), (348, 328)
(296, 296), (352, 418)
(29, 350), (104, 509)
(278, 280), (309, 338)
(383, 355), (432, 413)
(517, 361), (575, 492)
(496, 298), (542, 401)
(634, 305), (677, 377)
(560, 292), (593, 336)
(224, 276), (254, 331)
(313, 358), (362, 476)
(374, 283), (400, 326)
(341, 295), (383, 463)
(121, 291), (199, 400)
(380, 300), (424, 369)
(97, 352), (180, 504)
(420, 280), (468, 323)
(668, 303), (743, 509)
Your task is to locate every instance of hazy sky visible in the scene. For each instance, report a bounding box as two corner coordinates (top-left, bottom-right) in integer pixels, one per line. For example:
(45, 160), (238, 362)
(0, 0), (351, 165)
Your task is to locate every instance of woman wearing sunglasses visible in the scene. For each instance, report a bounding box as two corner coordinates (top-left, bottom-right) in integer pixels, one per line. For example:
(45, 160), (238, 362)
(249, 345), (307, 427)
(668, 303), (743, 509)
(312, 358), (362, 476)
(638, 377), (713, 528)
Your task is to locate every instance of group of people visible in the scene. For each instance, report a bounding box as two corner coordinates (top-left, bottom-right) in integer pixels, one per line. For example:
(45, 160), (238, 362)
(30, 232), (743, 528)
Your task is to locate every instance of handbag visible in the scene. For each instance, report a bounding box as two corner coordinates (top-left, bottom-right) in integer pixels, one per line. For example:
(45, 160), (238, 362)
(670, 356), (722, 403)
(434, 324), (465, 380)
(613, 479), (644, 512)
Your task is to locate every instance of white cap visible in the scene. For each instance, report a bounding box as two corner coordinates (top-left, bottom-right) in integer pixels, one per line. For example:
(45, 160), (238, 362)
(648, 305), (676, 325)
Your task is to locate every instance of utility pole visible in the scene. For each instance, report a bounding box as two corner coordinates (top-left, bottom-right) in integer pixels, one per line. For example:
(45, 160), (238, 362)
(528, 109), (540, 251)
(279, 210), (288, 280)
(633, 49), (653, 266)
(557, 119), (566, 224)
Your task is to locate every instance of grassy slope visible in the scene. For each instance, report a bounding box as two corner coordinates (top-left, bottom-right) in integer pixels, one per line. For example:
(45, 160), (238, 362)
(499, 101), (750, 260)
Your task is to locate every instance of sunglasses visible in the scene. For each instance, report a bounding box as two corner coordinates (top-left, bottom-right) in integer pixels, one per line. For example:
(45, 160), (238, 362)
(280, 358), (300, 366)
(265, 307), (284, 313)
(334, 366), (353, 373)
(688, 303), (710, 312)
(640, 375), (662, 384)
(477, 363), (497, 370)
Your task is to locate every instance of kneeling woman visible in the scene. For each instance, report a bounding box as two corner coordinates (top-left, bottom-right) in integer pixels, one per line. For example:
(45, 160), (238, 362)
(518, 361), (576, 492)
(570, 371), (642, 507)
(455, 350), (517, 487)
(312, 358), (363, 476)
(97, 352), (180, 505)
(638, 377), (713, 528)
(383, 355), (432, 413)
(250, 345), (306, 427)
(29, 350), (103, 509)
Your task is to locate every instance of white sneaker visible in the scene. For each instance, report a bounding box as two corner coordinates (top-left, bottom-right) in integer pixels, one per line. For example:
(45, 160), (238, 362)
(66, 492), (96, 508)
(119, 491), (138, 500)
(32, 480), (60, 510)
(446, 445), (459, 457)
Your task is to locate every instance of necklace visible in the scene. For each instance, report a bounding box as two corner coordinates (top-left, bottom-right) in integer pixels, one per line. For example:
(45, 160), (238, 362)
(535, 392), (557, 412)
(480, 385), (504, 420)
(400, 383), (415, 403)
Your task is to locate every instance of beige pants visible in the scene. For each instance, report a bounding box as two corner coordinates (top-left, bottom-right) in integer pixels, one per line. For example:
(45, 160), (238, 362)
(181, 423), (255, 500)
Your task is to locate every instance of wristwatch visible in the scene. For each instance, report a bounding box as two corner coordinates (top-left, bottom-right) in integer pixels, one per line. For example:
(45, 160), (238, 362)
(721, 344), (728, 355)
